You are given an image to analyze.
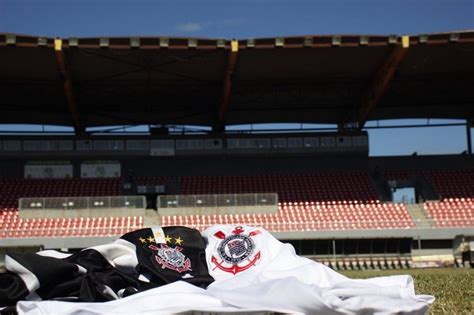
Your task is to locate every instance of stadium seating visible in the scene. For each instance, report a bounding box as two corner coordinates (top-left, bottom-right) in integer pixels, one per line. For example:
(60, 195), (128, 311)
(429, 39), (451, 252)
(424, 199), (474, 227)
(423, 169), (474, 199)
(160, 201), (414, 232)
(0, 178), (122, 208)
(0, 215), (143, 238)
(160, 172), (415, 231)
(180, 173), (378, 202)
(0, 178), (142, 238)
(385, 169), (474, 227)
(423, 170), (474, 227)
(3, 168), (472, 238)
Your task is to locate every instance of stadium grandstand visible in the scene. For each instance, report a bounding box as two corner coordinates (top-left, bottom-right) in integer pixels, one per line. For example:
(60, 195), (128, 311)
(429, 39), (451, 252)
(0, 31), (473, 270)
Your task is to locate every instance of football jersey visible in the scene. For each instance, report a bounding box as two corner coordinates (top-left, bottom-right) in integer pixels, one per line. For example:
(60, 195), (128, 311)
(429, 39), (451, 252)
(203, 225), (434, 314)
(0, 226), (213, 309)
(3, 225), (434, 315)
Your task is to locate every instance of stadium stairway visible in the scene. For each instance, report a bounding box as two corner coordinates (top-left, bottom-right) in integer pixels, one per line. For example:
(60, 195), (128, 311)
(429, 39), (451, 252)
(385, 169), (474, 227)
(405, 204), (433, 228)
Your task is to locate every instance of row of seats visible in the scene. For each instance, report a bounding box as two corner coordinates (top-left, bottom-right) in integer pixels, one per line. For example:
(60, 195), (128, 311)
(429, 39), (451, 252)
(179, 173), (378, 202)
(0, 178), (140, 238)
(0, 178), (122, 208)
(425, 170), (474, 200)
(425, 200), (474, 227)
(0, 216), (142, 238)
(160, 202), (415, 231)
(135, 173), (377, 202)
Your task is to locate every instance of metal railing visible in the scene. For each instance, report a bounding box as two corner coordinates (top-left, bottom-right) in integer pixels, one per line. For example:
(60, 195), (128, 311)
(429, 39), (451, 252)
(19, 196), (146, 211)
(161, 218), (474, 232)
(158, 193), (278, 209)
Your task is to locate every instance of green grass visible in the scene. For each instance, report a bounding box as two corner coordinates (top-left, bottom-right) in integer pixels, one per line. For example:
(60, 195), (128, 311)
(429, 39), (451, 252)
(341, 268), (474, 314)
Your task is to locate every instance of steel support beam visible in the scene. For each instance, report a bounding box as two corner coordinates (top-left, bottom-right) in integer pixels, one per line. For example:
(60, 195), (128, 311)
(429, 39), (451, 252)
(214, 40), (239, 133)
(343, 36), (410, 130)
(54, 39), (84, 134)
(467, 119), (472, 155)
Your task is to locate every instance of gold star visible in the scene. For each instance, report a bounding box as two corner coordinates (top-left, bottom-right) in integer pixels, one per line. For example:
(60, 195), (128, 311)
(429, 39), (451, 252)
(175, 236), (183, 245)
(147, 236), (155, 243)
(155, 231), (161, 238)
(139, 237), (146, 244)
(164, 235), (172, 243)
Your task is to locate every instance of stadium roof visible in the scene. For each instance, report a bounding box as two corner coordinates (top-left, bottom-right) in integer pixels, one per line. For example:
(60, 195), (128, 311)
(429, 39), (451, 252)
(0, 31), (473, 133)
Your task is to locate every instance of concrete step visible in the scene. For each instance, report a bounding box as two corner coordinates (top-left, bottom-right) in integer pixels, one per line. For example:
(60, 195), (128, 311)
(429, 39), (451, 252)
(406, 203), (434, 228)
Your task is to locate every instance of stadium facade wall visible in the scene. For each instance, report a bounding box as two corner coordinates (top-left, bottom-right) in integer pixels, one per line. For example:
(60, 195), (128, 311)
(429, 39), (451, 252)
(1, 154), (472, 180)
(370, 155), (474, 172)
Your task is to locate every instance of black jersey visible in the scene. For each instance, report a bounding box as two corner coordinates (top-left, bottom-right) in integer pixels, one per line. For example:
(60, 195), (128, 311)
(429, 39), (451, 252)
(0, 226), (213, 308)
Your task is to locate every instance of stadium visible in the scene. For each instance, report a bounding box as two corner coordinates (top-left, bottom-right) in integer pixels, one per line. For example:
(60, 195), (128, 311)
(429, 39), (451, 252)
(0, 31), (473, 313)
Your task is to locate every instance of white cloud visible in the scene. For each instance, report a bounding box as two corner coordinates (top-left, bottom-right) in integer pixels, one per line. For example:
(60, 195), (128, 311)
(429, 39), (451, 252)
(175, 18), (247, 34)
(176, 22), (204, 33)
(219, 17), (247, 26)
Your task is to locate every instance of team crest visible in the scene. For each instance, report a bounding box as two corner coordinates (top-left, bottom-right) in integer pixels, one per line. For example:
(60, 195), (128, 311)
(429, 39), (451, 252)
(148, 244), (192, 273)
(211, 226), (261, 275)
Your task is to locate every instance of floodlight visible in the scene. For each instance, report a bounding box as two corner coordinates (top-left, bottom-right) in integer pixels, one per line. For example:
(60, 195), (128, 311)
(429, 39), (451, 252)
(332, 36), (341, 46)
(37, 37), (48, 46)
(449, 33), (460, 42)
(188, 38), (197, 48)
(275, 37), (284, 47)
(130, 37), (140, 48)
(5, 34), (16, 45)
(388, 35), (398, 44)
(159, 37), (169, 47)
(360, 36), (369, 45)
(217, 39), (225, 48)
(99, 38), (109, 48)
(69, 38), (79, 47)
(419, 35), (429, 43)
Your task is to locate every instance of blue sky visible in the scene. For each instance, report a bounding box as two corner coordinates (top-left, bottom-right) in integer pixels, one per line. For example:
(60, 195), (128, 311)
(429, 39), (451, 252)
(0, 0), (473, 156)
(1, 0), (473, 38)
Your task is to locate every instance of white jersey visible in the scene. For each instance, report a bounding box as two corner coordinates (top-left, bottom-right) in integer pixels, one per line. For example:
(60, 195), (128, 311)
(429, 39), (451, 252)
(203, 225), (434, 314)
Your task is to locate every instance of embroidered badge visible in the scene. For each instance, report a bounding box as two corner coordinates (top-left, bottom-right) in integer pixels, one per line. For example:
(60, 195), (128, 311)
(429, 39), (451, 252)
(211, 226), (261, 275)
(148, 244), (192, 273)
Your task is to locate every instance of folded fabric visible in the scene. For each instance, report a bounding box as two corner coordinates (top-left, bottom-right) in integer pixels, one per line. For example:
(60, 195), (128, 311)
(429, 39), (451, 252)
(203, 225), (434, 314)
(1, 225), (434, 314)
(0, 226), (213, 308)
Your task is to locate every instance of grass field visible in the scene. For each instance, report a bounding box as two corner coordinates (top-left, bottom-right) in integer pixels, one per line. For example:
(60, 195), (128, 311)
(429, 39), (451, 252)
(341, 268), (474, 314)
(1, 265), (471, 313)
